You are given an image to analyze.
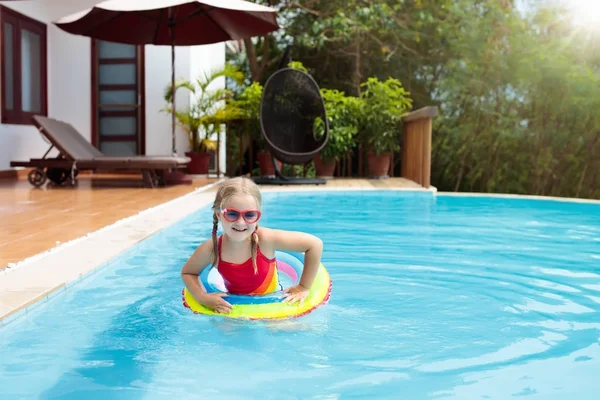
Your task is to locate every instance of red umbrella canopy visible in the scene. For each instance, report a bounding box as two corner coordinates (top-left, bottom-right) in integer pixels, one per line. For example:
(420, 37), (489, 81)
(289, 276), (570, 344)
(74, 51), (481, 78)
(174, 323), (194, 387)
(53, 0), (280, 155)
(53, 0), (280, 46)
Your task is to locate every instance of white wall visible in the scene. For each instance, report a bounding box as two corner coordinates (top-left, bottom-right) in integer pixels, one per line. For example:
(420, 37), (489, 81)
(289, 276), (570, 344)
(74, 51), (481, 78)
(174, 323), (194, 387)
(143, 43), (226, 161)
(0, 0), (226, 169)
(189, 43), (226, 173)
(144, 45), (191, 157)
(0, 0), (100, 170)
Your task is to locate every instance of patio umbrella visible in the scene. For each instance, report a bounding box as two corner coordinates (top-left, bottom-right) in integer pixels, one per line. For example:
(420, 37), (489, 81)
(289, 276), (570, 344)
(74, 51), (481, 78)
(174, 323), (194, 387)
(54, 0), (280, 155)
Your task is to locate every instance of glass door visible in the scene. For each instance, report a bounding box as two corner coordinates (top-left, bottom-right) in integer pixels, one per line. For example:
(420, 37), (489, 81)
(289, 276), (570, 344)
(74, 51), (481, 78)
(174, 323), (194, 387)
(92, 40), (145, 155)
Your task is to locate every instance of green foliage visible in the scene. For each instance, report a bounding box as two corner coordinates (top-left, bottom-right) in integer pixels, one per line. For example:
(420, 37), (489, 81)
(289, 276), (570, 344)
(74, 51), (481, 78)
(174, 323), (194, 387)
(290, 60), (411, 159)
(428, 0), (600, 198)
(231, 81), (263, 121)
(163, 64), (245, 152)
(225, 0), (600, 198)
(287, 61), (308, 73)
(358, 77), (412, 155)
(317, 89), (362, 162)
(281, 163), (316, 179)
(229, 81), (264, 148)
(286, 0), (440, 97)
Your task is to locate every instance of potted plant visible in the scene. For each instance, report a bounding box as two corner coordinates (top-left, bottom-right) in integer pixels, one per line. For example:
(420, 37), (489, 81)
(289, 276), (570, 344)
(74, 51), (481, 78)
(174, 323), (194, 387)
(231, 81), (282, 176)
(164, 64), (245, 174)
(313, 89), (361, 178)
(358, 77), (412, 177)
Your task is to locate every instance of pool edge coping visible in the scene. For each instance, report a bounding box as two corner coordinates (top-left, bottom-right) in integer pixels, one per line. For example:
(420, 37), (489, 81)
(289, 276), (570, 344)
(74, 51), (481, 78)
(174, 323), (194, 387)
(436, 191), (600, 205)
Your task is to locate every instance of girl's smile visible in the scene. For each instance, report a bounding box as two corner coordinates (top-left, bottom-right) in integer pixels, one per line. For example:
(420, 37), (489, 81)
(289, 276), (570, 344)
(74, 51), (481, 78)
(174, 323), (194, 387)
(218, 194), (260, 242)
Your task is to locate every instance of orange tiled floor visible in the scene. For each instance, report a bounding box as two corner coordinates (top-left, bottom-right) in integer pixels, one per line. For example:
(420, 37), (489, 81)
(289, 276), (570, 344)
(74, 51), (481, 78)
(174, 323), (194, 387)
(0, 174), (218, 269)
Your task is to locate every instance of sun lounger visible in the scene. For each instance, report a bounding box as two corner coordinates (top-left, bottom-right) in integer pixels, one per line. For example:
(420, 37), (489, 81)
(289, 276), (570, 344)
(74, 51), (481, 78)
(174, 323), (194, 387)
(10, 115), (190, 188)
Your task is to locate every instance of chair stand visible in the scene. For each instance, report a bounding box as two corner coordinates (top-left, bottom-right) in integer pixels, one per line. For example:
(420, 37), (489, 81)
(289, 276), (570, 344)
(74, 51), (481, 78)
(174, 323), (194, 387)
(251, 155), (326, 185)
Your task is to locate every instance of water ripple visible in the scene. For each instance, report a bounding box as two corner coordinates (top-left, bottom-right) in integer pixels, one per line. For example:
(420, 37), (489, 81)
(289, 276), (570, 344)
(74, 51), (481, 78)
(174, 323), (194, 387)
(0, 192), (599, 399)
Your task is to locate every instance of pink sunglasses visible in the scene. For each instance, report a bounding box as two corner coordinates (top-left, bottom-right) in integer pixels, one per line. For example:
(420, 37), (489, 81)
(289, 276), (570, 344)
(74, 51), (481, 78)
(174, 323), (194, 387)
(220, 208), (261, 223)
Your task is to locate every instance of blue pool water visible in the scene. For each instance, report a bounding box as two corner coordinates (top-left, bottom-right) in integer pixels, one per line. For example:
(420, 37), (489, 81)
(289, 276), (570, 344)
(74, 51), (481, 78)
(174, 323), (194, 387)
(1, 191), (599, 399)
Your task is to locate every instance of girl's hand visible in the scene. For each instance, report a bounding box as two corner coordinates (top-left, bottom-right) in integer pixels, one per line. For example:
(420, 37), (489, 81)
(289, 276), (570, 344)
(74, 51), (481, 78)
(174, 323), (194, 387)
(282, 285), (310, 305)
(201, 292), (233, 314)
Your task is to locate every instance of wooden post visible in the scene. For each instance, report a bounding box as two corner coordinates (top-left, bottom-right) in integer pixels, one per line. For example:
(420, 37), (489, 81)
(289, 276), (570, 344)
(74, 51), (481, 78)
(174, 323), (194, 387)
(421, 118), (432, 188)
(401, 106), (438, 188)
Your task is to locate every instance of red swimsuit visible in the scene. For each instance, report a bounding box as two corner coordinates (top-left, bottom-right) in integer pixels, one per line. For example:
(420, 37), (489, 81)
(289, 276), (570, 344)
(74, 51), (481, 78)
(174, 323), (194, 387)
(217, 236), (280, 295)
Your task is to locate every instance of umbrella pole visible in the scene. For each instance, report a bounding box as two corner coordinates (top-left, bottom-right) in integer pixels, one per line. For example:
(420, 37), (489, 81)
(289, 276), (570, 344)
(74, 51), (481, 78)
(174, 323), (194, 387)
(171, 42), (176, 155)
(165, 36), (191, 185)
(163, 8), (190, 185)
(169, 8), (176, 156)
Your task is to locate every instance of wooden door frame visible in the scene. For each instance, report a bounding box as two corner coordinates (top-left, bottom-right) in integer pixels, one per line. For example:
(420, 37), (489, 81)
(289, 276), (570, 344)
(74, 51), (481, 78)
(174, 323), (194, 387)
(90, 40), (146, 155)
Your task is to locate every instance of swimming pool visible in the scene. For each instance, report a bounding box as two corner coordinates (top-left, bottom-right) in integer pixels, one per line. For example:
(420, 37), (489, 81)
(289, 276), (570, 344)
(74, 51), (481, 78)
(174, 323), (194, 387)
(1, 191), (599, 399)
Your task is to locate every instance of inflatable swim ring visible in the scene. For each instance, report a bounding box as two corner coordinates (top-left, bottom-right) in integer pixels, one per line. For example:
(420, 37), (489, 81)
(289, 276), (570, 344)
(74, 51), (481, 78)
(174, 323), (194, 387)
(182, 251), (331, 320)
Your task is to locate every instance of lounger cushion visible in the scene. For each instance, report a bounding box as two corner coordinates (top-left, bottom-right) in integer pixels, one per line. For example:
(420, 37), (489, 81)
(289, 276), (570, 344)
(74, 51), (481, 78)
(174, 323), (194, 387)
(31, 115), (191, 166)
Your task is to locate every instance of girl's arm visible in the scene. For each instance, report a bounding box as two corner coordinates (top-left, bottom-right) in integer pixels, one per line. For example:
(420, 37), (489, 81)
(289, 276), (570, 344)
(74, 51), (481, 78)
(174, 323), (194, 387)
(181, 238), (232, 313)
(260, 227), (323, 303)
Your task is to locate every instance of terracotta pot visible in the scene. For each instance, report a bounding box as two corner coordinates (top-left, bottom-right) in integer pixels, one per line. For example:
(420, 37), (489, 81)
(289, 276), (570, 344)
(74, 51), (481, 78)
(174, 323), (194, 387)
(313, 154), (336, 178)
(185, 151), (211, 174)
(367, 152), (392, 178)
(257, 151), (282, 176)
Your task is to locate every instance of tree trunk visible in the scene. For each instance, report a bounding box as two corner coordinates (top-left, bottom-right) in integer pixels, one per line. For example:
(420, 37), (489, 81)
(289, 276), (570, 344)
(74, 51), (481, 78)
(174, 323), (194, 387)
(455, 154), (467, 192)
(588, 164), (598, 199)
(575, 161), (588, 198)
(484, 93), (501, 191)
(487, 141), (502, 193)
(243, 35), (282, 83)
(353, 39), (362, 96)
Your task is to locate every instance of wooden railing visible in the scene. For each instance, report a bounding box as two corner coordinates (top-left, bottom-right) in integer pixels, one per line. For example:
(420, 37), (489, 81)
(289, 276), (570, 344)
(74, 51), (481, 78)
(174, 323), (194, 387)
(401, 106), (438, 188)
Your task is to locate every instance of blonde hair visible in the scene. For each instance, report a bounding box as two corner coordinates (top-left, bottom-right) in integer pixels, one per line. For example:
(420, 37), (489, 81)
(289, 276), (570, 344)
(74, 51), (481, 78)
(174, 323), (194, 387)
(211, 176), (262, 273)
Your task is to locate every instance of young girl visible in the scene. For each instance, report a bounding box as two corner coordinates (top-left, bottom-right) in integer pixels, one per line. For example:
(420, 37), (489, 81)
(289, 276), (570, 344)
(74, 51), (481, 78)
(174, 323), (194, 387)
(181, 176), (323, 314)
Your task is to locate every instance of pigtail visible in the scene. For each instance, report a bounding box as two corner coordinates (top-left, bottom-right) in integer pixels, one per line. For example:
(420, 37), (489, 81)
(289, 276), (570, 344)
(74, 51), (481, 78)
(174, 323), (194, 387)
(250, 227), (259, 274)
(211, 212), (219, 268)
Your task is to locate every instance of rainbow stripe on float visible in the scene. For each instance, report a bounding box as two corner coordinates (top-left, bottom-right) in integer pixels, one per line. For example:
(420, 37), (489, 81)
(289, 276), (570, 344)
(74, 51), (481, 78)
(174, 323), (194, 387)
(182, 251), (332, 320)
